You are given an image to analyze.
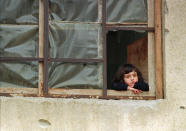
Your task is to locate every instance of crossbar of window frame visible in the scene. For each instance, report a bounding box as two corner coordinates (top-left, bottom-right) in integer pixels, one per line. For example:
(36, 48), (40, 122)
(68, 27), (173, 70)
(0, 57), (44, 62)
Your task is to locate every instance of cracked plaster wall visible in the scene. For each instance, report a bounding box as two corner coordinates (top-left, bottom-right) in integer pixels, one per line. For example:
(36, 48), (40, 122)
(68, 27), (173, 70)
(0, 0), (186, 130)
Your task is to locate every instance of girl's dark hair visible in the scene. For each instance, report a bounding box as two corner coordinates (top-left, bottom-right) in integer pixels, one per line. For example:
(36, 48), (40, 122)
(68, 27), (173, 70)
(112, 64), (144, 83)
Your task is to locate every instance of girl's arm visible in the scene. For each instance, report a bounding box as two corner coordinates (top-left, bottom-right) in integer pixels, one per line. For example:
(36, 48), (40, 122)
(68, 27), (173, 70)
(111, 82), (128, 91)
(133, 81), (149, 91)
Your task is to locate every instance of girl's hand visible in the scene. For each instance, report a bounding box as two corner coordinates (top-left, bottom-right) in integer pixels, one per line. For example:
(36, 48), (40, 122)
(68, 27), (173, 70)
(127, 87), (142, 94)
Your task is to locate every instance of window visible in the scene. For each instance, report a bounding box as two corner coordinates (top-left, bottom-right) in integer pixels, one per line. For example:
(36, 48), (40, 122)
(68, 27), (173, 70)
(0, 0), (163, 99)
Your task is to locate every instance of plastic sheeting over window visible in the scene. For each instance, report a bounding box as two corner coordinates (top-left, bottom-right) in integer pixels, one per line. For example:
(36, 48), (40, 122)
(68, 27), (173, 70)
(0, 62), (38, 88)
(49, 0), (98, 22)
(0, 0), (39, 88)
(0, 25), (38, 57)
(49, 23), (102, 58)
(48, 63), (103, 88)
(0, 0), (39, 24)
(48, 0), (102, 88)
(106, 0), (147, 23)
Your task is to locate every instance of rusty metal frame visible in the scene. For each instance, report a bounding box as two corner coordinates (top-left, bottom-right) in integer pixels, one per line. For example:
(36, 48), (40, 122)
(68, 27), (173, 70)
(42, 0), (49, 94)
(102, 0), (107, 97)
(105, 26), (154, 32)
(49, 58), (103, 63)
(0, 57), (43, 62)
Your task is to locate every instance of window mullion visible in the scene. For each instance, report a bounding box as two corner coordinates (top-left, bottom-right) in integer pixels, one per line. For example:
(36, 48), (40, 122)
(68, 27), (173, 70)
(102, 0), (107, 97)
(38, 0), (45, 96)
(38, 0), (49, 96)
(43, 0), (49, 95)
(147, 0), (156, 96)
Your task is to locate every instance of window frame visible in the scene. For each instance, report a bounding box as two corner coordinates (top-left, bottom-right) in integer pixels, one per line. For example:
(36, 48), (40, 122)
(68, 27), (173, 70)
(0, 0), (163, 100)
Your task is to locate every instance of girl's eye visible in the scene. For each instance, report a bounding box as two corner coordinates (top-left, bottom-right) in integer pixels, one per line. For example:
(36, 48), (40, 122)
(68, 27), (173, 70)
(133, 74), (137, 77)
(126, 76), (130, 79)
(124, 75), (130, 79)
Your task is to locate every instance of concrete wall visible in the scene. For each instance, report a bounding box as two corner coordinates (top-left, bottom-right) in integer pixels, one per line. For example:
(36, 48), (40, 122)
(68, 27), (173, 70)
(1, 0), (186, 130)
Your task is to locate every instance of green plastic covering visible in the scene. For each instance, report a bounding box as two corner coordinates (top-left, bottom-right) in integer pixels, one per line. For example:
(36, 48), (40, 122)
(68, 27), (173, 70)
(0, 62), (38, 88)
(48, 63), (103, 89)
(48, 21), (103, 88)
(49, 0), (98, 22)
(0, 0), (39, 24)
(0, 25), (38, 57)
(49, 22), (102, 59)
(107, 0), (147, 22)
(0, 0), (39, 88)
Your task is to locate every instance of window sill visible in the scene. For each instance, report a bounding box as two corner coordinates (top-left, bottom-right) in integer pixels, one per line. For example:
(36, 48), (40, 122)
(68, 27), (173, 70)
(0, 88), (155, 100)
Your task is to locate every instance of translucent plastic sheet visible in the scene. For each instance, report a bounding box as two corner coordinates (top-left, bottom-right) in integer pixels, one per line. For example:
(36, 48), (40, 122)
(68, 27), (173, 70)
(48, 62), (103, 89)
(49, 0), (98, 22)
(0, 0), (39, 88)
(106, 0), (147, 22)
(0, 62), (38, 88)
(49, 23), (102, 58)
(0, 25), (38, 57)
(0, 0), (39, 24)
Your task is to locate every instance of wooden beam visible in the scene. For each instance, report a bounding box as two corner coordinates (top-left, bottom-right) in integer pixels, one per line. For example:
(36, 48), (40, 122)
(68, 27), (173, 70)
(48, 88), (155, 100)
(48, 88), (154, 97)
(147, 0), (156, 96)
(0, 88), (38, 94)
(148, 0), (154, 27)
(45, 94), (156, 100)
(38, 0), (44, 96)
(0, 88), (155, 100)
(154, 0), (163, 99)
(106, 22), (147, 25)
(49, 89), (102, 96)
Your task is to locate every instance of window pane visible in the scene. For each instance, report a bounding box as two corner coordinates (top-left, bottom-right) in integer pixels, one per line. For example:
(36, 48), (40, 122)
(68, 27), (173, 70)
(49, 0), (98, 22)
(48, 62), (103, 89)
(106, 0), (147, 23)
(0, 62), (38, 88)
(49, 23), (102, 58)
(0, 25), (38, 57)
(0, 0), (39, 24)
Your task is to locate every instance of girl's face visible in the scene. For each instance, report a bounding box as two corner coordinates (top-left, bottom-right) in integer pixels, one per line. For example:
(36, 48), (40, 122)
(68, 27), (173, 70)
(123, 71), (138, 87)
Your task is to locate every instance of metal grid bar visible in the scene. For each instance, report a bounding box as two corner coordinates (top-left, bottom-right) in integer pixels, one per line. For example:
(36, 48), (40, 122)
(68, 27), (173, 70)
(43, 0), (49, 94)
(49, 58), (103, 63)
(0, 57), (44, 62)
(105, 26), (154, 31)
(102, 0), (107, 97)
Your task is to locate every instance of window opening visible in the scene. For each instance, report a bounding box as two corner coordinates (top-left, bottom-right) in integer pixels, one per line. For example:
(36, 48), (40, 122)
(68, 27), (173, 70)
(107, 30), (148, 90)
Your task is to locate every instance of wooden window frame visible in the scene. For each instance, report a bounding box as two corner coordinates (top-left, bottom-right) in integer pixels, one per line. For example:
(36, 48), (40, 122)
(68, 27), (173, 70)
(0, 0), (163, 100)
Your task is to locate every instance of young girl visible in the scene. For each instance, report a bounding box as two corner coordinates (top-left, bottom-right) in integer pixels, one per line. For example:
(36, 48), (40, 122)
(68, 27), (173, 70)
(111, 64), (149, 94)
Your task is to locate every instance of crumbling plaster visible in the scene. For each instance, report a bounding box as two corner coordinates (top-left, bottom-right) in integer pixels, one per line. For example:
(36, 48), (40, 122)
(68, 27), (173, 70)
(1, 0), (186, 130)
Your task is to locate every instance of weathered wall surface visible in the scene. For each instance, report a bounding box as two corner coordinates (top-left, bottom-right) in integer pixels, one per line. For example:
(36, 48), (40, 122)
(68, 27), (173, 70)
(1, 0), (186, 130)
